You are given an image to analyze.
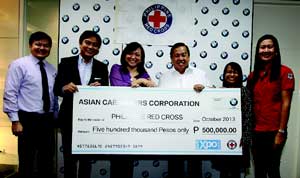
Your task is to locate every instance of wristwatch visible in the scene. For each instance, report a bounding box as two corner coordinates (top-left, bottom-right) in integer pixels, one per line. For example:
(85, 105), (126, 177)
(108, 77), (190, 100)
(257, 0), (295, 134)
(278, 129), (285, 134)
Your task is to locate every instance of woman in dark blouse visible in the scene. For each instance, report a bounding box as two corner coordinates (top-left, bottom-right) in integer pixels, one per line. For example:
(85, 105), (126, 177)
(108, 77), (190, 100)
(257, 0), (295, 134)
(212, 62), (253, 178)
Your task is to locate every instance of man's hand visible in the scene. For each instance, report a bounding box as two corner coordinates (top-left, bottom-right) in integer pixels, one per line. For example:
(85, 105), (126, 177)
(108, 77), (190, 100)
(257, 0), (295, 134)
(62, 82), (78, 93)
(12, 121), (23, 136)
(193, 84), (205, 92)
(89, 81), (101, 86)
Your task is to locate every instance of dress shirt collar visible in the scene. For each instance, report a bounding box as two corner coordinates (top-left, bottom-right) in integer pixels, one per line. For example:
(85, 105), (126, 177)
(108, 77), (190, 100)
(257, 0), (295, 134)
(78, 55), (94, 65)
(30, 54), (46, 65)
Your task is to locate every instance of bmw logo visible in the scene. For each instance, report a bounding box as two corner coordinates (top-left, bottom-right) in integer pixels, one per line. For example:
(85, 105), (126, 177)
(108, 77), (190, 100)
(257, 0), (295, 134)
(210, 63), (217, 70)
(82, 15), (90, 23)
(61, 37), (69, 44)
(166, 62), (173, 69)
(243, 75), (247, 82)
(162, 171), (168, 178)
(220, 51), (228, 59)
(200, 29), (208, 36)
(219, 74), (224, 81)
(103, 15), (111, 23)
(221, 29), (229, 37)
(210, 40), (218, 48)
(190, 61), (197, 68)
(193, 40), (197, 48)
(133, 160), (139, 167)
(243, 8), (251, 16)
(155, 72), (163, 79)
(72, 3), (80, 11)
(230, 98), (238, 106)
(204, 172), (212, 178)
(61, 15), (69, 22)
(212, 0), (220, 4)
(211, 18), (219, 26)
(233, 0), (240, 5)
(200, 51), (207, 58)
(112, 48), (120, 56)
(201, 7), (209, 14)
(231, 41), (239, 49)
(72, 25), (80, 33)
(152, 160), (160, 167)
(71, 47), (79, 55)
(241, 52), (249, 60)
(59, 145), (64, 152)
(156, 50), (164, 57)
(142, 170), (149, 178)
(232, 19), (240, 27)
(145, 61), (153, 68)
(102, 59), (109, 65)
(99, 168), (107, 175)
(242, 31), (250, 38)
(222, 7), (230, 15)
(102, 37), (110, 45)
(59, 167), (64, 174)
(194, 18), (198, 25)
(93, 3), (101, 11)
(92, 26), (100, 33)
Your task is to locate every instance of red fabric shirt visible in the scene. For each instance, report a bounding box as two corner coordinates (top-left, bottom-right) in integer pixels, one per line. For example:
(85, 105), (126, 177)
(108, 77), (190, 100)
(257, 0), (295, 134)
(248, 65), (295, 132)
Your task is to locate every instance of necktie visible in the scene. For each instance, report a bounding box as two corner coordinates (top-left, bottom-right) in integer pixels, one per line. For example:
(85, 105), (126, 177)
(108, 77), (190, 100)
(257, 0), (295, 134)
(38, 61), (50, 112)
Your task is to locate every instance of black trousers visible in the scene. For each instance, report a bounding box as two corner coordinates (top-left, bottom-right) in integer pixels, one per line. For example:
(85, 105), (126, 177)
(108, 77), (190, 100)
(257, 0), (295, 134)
(18, 111), (55, 178)
(61, 126), (92, 178)
(252, 131), (286, 178)
(110, 158), (133, 178)
(168, 158), (202, 178)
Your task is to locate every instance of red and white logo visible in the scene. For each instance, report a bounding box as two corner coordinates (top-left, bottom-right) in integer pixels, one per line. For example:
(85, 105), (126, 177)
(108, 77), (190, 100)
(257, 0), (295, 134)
(227, 140), (237, 150)
(142, 4), (173, 34)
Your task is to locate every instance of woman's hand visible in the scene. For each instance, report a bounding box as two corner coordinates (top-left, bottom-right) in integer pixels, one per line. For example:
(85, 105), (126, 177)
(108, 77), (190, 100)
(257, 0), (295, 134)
(131, 78), (156, 87)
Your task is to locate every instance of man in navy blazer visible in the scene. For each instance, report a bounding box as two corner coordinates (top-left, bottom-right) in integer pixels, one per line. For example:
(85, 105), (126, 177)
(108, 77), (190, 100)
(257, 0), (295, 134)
(54, 30), (108, 178)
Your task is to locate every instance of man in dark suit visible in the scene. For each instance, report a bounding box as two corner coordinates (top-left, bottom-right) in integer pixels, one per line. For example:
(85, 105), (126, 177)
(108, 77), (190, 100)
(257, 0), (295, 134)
(54, 30), (108, 178)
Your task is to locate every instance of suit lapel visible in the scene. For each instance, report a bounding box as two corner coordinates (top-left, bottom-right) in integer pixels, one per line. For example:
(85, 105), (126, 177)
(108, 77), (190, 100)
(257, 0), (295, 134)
(73, 56), (82, 85)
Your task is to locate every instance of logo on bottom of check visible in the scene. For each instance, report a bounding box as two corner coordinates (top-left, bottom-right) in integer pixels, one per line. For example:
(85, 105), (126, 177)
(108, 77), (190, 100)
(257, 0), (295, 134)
(195, 140), (221, 150)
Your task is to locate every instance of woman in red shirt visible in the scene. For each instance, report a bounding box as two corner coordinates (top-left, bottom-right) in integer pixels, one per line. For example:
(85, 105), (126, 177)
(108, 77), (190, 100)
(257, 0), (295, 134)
(247, 34), (295, 178)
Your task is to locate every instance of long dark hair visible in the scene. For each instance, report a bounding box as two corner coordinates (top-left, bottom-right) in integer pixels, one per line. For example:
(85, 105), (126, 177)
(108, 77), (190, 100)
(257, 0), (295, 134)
(223, 62), (243, 88)
(251, 34), (281, 87)
(120, 42), (146, 78)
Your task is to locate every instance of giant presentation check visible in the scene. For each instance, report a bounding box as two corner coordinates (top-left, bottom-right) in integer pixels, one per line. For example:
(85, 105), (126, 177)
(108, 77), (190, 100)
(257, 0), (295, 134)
(72, 86), (242, 155)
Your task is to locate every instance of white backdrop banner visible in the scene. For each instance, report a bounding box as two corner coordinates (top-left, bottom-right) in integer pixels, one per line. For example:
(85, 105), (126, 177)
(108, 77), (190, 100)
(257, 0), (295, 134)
(72, 86), (242, 155)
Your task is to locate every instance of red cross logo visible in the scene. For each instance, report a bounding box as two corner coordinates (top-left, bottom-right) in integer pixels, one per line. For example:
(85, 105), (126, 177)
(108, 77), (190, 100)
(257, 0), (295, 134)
(227, 140), (237, 150)
(142, 4), (173, 34)
(148, 10), (166, 28)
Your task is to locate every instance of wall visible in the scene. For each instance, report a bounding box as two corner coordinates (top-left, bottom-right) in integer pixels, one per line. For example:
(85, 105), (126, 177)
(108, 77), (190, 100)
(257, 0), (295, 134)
(0, 0), (20, 158)
(0, 0), (300, 177)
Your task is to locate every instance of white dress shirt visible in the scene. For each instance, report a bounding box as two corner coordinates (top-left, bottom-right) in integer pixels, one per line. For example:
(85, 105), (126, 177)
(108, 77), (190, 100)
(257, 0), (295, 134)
(158, 67), (210, 88)
(3, 55), (58, 121)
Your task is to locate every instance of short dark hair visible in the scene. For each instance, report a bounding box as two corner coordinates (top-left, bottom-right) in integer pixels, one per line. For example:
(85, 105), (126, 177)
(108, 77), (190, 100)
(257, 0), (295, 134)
(29, 31), (52, 47)
(222, 62), (243, 88)
(79, 30), (102, 47)
(170, 42), (190, 58)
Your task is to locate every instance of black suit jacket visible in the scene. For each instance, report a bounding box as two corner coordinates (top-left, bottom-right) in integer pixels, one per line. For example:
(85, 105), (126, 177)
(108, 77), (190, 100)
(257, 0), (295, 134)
(54, 56), (108, 131)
